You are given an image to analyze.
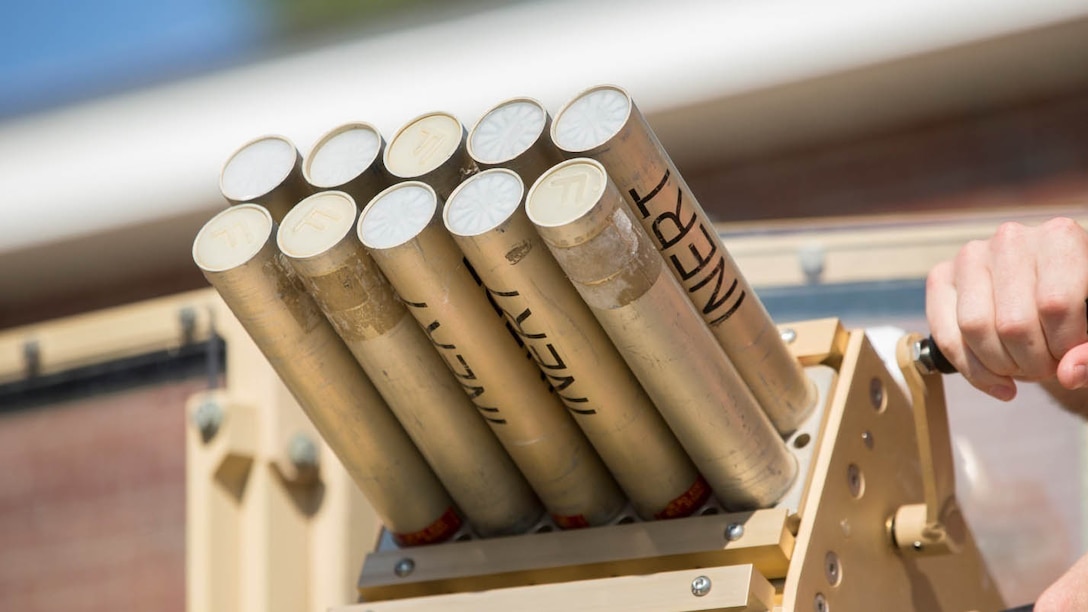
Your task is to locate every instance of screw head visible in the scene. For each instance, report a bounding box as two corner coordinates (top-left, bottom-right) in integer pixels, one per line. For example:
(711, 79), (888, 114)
(780, 328), (797, 344)
(191, 400), (223, 441)
(725, 523), (745, 541)
(847, 464), (864, 498)
(814, 592), (829, 612)
(861, 431), (874, 449)
(23, 339), (41, 377)
(869, 378), (884, 410)
(824, 551), (841, 586)
(690, 575), (711, 597)
(798, 243), (826, 283)
(288, 433), (319, 468)
(178, 306), (198, 344)
(394, 558), (415, 577)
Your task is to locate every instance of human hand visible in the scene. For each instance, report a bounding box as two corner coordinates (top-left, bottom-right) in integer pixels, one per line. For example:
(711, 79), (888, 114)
(1036, 550), (1088, 611)
(926, 217), (1088, 401)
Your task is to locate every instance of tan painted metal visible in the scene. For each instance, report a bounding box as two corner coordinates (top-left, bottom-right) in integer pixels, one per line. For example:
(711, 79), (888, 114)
(187, 299), (376, 612)
(342, 318), (1002, 612)
(349, 564), (775, 612)
(780, 327), (1004, 612)
(219, 134), (314, 223)
(3, 193), (1017, 612)
(444, 168), (707, 521)
(193, 204), (459, 545)
(303, 122), (392, 206)
(384, 111), (477, 199)
(552, 85), (815, 436)
(0, 289), (214, 385)
(891, 333), (964, 555)
(357, 181), (625, 528)
(526, 159), (795, 510)
(467, 97), (563, 185)
(278, 191), (543, 537)
(357, 507), (794, 602)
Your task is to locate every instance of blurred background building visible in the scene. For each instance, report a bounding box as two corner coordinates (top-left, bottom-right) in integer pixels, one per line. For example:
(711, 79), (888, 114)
(1, 0), (1087, 609)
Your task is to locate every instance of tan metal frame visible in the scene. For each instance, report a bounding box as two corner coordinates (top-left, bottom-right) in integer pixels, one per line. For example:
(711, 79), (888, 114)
(3, 208), (1083, 611)
(337, 318), (1003, 611)
(184, 293), (377, 612)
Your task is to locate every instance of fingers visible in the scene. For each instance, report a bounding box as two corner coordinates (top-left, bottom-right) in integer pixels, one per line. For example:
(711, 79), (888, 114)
(1036, 551), (1088, 612)
(926, 259), (1017, 400)
(927, 217), (1088, 399)
(951, 237), (1021, 377)
(987, 222), (1058, 380)
(1057, 342), (1088, 390)
(1035, 217), (1088, 362)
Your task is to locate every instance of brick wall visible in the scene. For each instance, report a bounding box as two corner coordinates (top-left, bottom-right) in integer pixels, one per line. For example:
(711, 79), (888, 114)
(688, 88), (1088, 222)
(0, 379), (201, 612)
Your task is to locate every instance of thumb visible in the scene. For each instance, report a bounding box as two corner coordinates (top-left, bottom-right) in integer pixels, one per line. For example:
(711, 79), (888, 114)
(1057, 342), (1088, 390)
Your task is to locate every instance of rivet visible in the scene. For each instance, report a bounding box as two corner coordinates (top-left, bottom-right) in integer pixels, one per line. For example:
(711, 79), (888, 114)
(691, 575), (711, 597)
(394, 558), (415, 577)
(824, 551), (841, 586)
(191, 400), (223, 442)
(869, 378), (884, 410)
(725, 523), (745, 541)
(288, 433), (319, 468)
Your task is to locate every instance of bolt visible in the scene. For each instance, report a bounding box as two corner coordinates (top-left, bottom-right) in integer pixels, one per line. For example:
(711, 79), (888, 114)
(690, 575), (711, 597)
(725, 523), (745, 542)
(288, 433), (319, 469)
(191, 400), (223, 442)
(394, 558), (415, 577)
(847, 464), (863, 498)
(869, 378), (884, 410)
(780, 328), (797, 344)
(178, 307), (198, 345)
(814, 592), (828, 612)
(861, 431), (874, 449)
(824, 551), (841, 585)
(798, 242), (826, 284)
(912, 541), (923, 551)
(23, 339), (41, 378)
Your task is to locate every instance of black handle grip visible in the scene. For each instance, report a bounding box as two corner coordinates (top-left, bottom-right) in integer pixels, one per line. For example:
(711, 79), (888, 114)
(919, 335), (958, 374)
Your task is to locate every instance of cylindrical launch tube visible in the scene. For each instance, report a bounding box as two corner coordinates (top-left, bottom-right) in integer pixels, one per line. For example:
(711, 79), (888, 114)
(467, 97), (563, 186)
(278, 191), (543, 537)
(552, 85), (815, 436)
(357, 182), (626, 528)
(445, 169), (709, 520)
(192, 204), (460, 545)
(384, 111), (477, 199)
(526, 159), (797, 510)
(303, 122), (392, 206)
(219, 135), (314, 223)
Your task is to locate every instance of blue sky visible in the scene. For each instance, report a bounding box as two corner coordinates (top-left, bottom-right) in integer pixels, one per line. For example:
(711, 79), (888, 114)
(0, 0), (268, 118)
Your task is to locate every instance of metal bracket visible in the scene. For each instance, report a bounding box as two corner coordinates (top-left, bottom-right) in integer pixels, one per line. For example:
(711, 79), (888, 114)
(891, 333), (964, 556)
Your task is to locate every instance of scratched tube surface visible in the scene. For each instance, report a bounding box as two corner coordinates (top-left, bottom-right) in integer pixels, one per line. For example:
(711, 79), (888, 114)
(467, 97), (563, 186)
(445, 169), (709, 520)
(278, 191), (543, 537)
(219, 134), (314, 223)
(552, 85), (815, 436)
(526, 159), (796, 510)
(193, 204), (460, 546)
(303, 122), (392, 206)
(384, 111), (477, 200)
(358, 181), (625, 528)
